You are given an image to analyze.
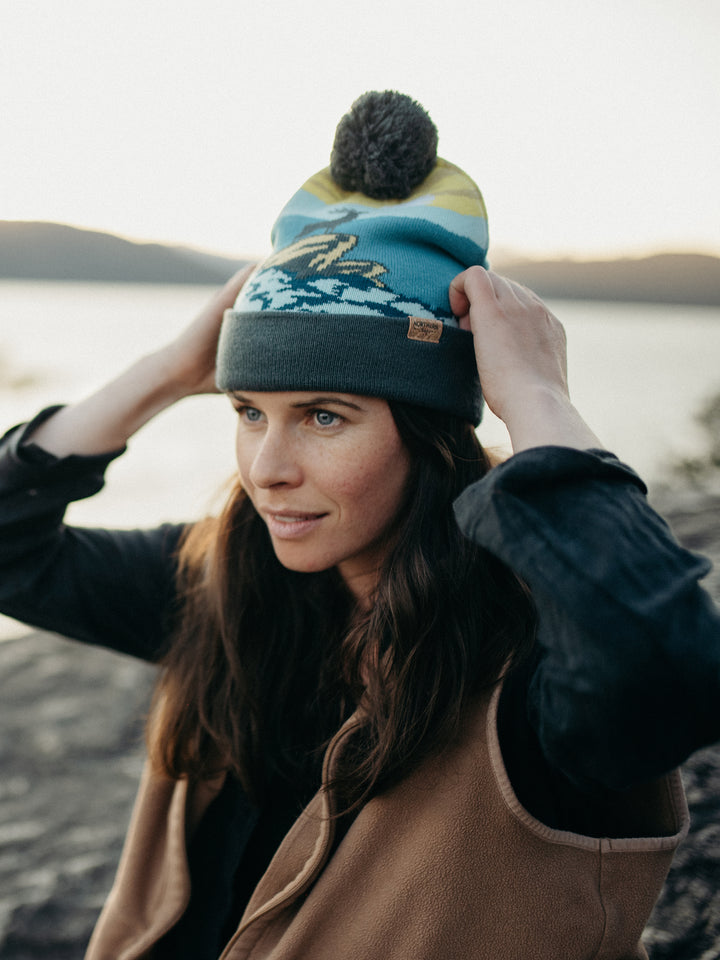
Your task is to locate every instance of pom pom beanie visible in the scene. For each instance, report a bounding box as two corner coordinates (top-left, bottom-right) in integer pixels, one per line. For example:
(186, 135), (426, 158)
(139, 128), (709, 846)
(216, 91), (489, 424)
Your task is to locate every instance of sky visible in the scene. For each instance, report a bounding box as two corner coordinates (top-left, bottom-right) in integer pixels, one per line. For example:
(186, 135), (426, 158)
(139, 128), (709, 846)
(2, 0), (719, 261)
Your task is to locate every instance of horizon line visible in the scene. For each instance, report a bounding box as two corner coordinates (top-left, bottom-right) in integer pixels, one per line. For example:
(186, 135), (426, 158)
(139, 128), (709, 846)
(2, 217), (719, 266)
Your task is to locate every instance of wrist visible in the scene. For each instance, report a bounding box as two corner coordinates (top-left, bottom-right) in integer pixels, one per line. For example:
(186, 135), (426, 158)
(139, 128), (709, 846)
(499, 386), (602, 455)
(141, 347), (201, 404)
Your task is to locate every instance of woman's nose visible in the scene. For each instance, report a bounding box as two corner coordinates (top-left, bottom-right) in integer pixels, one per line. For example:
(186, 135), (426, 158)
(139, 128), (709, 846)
(247, 430), (303, 489)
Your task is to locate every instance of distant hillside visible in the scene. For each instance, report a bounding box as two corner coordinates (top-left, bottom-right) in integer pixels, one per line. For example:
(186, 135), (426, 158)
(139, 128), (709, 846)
(495, 252), (720, 307)
(0, 221), (245, 284)
(1, 221), (719, 305)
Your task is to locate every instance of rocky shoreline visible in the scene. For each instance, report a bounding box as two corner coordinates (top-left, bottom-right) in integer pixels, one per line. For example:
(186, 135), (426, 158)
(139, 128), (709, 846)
(1, 490), (719, 959)
(641, 488), (720, 959)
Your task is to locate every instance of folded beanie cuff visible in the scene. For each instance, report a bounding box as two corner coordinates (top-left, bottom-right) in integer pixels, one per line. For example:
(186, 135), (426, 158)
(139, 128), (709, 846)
(216, 310), (483, 424)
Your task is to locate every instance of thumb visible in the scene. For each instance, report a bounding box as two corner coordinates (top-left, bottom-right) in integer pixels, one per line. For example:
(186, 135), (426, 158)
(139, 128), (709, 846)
(216, 262), (257, 311)
(449, 266), (493, 331)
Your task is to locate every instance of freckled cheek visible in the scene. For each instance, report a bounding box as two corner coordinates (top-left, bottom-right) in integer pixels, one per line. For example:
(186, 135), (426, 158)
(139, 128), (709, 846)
(326, 453), (389, 499)
(332, 452), (409, 519)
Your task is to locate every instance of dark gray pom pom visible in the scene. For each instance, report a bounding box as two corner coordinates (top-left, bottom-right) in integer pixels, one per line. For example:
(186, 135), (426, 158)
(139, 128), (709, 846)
(330, 91), (438, 200)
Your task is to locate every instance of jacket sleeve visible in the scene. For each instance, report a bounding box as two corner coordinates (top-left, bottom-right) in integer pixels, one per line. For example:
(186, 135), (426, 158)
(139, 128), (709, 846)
(453, 446), (720, 792)
(0, 408), (187, 662)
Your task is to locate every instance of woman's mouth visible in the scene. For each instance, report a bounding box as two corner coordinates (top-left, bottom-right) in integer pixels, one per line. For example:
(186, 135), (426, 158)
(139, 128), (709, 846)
(264, 511), (328, 539)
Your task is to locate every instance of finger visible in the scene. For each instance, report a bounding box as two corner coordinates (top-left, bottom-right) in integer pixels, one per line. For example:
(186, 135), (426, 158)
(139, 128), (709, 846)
(448, 271), (471, 317)
(215, 263), (257, 310)
(228, 262), (257, 288)
(449, 265), (493, 320)
(484, 271), (528, 308)
(487, 271), (545, 312)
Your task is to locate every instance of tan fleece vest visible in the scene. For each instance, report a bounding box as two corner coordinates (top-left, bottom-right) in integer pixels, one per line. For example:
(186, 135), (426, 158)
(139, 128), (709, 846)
(85, 684), (688, 960)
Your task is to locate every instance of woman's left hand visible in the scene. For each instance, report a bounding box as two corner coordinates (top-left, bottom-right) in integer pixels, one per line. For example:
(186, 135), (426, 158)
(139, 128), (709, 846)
(449, 267), (603, 453)
(27, 264), (256, 458)
(162, 263), (256, 396)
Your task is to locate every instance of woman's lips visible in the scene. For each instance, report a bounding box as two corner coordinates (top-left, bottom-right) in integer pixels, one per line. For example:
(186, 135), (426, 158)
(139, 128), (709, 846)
(263, 510), (328, 540)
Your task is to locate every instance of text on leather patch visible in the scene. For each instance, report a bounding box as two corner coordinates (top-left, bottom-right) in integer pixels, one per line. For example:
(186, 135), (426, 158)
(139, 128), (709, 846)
(407, 317), (443, 343)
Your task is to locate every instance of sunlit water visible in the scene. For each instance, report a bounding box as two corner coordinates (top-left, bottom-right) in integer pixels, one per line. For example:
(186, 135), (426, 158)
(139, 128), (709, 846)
(2, 280), (720, 639)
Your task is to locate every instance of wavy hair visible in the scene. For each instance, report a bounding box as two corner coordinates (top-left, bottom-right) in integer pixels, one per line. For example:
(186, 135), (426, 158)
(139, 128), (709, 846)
(146, 402), (535, 809)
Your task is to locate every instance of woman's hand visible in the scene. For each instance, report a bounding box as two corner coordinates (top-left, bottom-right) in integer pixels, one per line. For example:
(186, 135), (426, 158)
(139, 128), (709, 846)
(449, 267), (603, 453)
(161, 263), (255, 395)
(29, 265), (255, 458)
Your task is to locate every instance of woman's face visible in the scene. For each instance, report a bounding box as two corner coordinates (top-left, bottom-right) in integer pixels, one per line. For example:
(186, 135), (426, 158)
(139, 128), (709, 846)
(230, 390), (411, 601)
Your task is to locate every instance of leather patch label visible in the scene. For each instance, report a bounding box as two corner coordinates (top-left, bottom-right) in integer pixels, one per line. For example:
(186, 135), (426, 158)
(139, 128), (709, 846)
(407, 317), (443, 343)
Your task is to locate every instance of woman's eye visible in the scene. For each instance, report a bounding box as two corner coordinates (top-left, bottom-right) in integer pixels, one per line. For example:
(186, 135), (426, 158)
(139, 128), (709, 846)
(239, 406), (262, 423)
(313, 410), (340, 427)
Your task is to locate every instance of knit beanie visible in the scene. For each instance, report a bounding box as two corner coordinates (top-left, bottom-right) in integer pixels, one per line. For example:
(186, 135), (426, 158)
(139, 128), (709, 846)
(216, 91), (488, 424)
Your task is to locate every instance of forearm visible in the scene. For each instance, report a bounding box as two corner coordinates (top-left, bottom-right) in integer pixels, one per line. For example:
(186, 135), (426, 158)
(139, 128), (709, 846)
(0, 269), (252, 649)
(455, 447), (720, 789)
(26, 264), (254, 458)
(0, 414), (185, 659)
(28, 349), (192, 457)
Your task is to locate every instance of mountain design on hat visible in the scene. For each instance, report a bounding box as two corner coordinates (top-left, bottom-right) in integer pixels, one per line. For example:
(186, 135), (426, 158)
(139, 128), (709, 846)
(237, 228), (440, 320)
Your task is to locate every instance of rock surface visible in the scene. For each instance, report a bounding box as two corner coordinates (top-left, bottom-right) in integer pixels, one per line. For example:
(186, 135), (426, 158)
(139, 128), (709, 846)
(642, 489), (720, 959)
(0, 634), (155, 959)
(0, 492), (719, 959)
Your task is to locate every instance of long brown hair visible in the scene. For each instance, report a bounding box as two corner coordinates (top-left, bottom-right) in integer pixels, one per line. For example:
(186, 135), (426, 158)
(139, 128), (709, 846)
(147, 402), (535, 808)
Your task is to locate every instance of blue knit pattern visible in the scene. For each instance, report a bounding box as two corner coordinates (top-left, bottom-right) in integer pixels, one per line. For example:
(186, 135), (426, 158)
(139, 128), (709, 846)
(233, 159), (489, 324)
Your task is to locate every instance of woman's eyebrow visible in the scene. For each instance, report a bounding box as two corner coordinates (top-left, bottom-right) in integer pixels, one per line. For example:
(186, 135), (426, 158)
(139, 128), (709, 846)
(289, 397), (363, 411)
(227, 393), (364, 411)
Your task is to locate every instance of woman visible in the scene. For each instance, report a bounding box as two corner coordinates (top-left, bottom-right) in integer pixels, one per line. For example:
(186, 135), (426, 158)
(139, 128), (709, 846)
(1, 92), (719, 960)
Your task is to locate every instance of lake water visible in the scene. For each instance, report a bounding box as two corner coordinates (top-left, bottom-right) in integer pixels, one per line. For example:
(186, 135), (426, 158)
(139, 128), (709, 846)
(2, 280), (720, 638)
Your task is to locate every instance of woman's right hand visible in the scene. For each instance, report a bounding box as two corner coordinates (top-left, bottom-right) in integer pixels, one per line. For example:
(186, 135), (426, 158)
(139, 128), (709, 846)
(161, 263), (255, 396)
(28, 265), (255, 458)
(449, 267), (603, 454)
